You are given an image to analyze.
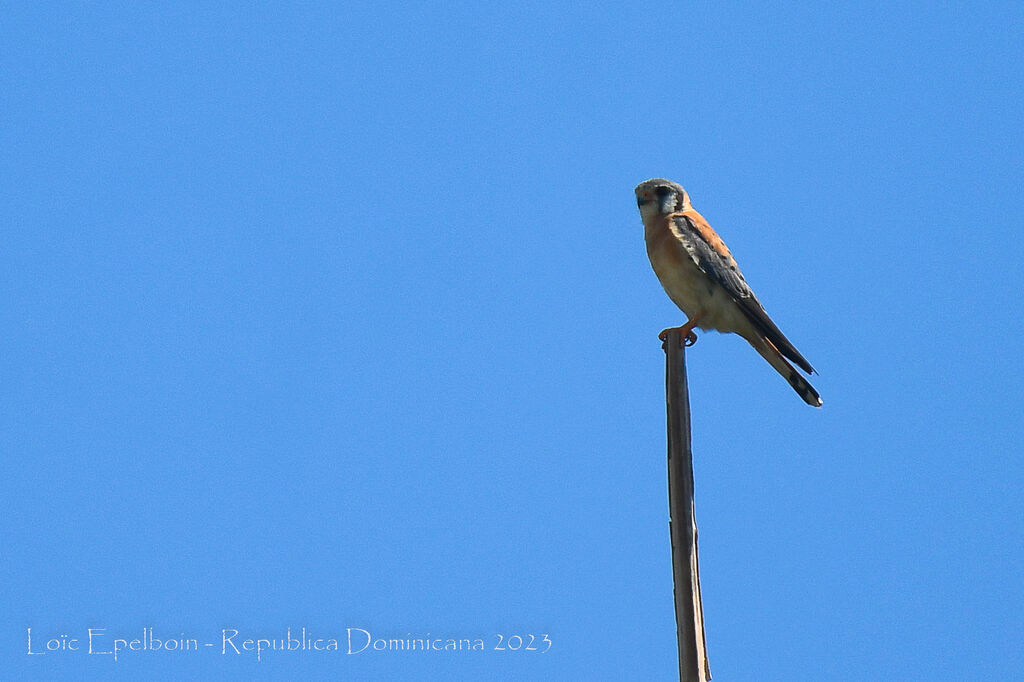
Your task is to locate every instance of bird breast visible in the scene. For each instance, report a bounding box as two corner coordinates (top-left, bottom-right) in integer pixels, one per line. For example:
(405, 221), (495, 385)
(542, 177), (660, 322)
(644, 217), (743, 333)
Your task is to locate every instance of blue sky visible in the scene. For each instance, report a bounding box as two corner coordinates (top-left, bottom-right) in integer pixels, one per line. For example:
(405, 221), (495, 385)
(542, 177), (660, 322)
(2, 2), (1022, 680)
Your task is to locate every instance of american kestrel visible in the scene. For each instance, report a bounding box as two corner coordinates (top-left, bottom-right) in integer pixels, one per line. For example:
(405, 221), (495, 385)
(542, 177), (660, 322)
(636, 178), (822, 407)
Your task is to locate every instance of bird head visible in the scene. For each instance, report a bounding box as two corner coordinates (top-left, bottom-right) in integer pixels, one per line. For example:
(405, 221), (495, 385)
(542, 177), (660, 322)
(635, 178), (690, 219)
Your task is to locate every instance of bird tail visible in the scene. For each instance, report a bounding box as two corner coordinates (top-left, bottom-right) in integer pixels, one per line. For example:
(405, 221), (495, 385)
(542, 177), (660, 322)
(748, 336), (822, 407)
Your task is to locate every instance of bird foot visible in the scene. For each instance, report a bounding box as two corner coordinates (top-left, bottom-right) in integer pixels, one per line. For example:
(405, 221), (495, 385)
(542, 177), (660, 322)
(659, 327), (699, 347)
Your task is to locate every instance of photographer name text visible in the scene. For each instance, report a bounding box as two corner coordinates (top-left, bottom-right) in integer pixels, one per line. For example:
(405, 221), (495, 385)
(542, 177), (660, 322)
(26, 627), (552, 661)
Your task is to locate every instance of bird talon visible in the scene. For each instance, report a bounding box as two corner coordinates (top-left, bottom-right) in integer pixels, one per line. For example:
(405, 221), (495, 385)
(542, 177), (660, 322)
(659, 327), (698, 347)
(659, 321), (701, 347)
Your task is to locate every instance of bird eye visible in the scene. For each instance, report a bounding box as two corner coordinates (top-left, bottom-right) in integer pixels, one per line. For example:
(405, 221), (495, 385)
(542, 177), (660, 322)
(655, 186), (672, 199)
(637, 197), (649, 206)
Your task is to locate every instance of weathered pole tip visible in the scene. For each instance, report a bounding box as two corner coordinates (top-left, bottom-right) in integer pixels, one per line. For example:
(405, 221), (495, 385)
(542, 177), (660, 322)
(660, 329), (681, 353)
(660, 328), (697, 352)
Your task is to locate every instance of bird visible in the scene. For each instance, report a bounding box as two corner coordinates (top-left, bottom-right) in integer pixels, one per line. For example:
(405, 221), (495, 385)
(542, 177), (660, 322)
(635, 178), (822, 407)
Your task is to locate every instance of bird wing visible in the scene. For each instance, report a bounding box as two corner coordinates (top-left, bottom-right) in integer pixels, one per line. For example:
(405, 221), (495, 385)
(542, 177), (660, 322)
(670, 210), (816, 375)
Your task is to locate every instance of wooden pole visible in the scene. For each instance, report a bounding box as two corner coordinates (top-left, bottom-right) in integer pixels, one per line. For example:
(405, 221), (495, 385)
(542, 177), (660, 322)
(663, 330), (710, 682)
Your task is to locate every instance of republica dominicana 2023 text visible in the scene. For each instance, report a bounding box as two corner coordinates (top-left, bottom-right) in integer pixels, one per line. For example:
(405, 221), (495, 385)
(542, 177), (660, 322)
(26, 627), (553, 662)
